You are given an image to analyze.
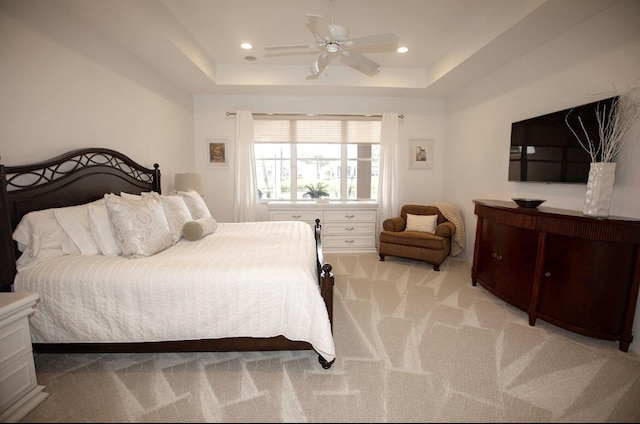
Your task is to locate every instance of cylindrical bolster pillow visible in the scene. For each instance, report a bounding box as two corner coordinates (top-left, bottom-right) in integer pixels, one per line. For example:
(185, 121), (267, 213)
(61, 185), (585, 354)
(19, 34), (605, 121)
(183, 217), (218, 241)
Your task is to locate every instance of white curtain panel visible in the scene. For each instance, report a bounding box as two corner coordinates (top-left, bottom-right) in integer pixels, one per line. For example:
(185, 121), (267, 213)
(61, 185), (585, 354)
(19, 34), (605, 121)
(233, 110), (258, 222)
(377, 112), (399, 245)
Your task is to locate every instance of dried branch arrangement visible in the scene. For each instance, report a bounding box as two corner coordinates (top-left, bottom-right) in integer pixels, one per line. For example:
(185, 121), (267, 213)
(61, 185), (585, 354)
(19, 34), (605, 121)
(565, 86), (639, 163)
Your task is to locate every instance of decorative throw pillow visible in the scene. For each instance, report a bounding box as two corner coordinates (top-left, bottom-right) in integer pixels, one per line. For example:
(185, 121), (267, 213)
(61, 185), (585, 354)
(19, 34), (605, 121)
(159, 195), (193, 244)
(88, 201), (121, 256)
(104, 192), (172, 258)
(177, 190), (211, 220)
(183, 217), (218, 241)
(54, 200), (103, 256)
(405, 214), (438, 234)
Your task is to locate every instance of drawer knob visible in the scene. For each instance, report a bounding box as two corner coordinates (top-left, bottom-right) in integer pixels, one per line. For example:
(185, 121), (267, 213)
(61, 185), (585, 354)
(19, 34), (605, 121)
(545, 271), (551, 277)
(345, 227), (354, 231)
(345, 240), (354, 244)
(345, 214), (355, 218)
(291, 214), (301, 218)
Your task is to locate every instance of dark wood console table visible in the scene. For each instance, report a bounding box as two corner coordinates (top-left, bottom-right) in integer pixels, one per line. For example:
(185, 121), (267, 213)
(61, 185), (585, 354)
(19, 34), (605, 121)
(471, 199), (640, 351)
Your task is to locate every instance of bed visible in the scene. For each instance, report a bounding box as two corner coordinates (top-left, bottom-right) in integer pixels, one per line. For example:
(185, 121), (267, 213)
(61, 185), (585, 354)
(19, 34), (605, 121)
(0, 148), (335, 369)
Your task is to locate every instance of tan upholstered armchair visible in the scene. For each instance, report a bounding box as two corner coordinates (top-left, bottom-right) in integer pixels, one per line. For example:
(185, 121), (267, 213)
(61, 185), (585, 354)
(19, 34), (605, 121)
(378, 204), (456, 271)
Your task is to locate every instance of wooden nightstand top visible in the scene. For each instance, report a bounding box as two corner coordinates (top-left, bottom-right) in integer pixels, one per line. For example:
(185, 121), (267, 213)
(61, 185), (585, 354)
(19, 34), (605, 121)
(0, 292), (39, 319)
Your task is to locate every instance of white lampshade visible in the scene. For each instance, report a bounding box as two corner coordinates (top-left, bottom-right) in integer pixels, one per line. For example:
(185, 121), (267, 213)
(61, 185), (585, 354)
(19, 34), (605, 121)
(174, 173), (203, 194)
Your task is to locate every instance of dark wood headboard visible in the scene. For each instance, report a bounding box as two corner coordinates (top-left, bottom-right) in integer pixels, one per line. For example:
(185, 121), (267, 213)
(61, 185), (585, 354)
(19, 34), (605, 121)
(0, 148), (160, 291)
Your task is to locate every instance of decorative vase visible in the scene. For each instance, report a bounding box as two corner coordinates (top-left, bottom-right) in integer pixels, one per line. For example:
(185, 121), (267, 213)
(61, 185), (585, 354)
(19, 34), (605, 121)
(583, 162), (616, 217)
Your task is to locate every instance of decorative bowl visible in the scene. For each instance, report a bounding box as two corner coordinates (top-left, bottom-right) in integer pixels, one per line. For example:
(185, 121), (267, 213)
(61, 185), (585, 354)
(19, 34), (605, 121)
(512, 198), (546, 208)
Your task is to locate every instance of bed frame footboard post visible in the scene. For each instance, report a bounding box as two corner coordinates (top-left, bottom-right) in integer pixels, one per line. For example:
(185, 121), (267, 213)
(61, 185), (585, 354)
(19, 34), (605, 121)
(315, 218), (334, 328)
(321, 263), (334, 328)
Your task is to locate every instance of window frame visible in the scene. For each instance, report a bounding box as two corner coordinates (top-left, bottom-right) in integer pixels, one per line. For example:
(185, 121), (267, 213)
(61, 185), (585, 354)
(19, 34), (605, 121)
(253, 116), (381, 202)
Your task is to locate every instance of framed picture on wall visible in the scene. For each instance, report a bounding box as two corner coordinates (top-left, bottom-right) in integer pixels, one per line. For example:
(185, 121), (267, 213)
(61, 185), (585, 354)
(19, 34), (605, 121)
(409, 138), (434, 170)
(205, 138), (229, 168)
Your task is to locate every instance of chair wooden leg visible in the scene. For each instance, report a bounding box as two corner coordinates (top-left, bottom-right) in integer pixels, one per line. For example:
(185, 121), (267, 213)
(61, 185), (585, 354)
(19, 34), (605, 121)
(379, 254), (385, 261)
(433, 263), (440, 271)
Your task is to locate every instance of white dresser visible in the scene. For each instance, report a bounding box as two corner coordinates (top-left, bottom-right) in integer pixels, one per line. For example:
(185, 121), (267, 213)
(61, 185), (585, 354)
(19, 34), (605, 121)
(268, 201), (378, 253)
(0, 292), (48, 423)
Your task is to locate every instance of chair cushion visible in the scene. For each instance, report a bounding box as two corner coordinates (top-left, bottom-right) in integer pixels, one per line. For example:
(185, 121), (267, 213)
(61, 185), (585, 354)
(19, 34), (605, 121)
(380, 230), (447, 250)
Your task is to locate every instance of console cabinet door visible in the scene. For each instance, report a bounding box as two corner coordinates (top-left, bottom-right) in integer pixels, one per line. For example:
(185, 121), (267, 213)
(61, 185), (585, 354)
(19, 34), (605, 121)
(538, 234), (636, 338)
(476, 220), (538, 311)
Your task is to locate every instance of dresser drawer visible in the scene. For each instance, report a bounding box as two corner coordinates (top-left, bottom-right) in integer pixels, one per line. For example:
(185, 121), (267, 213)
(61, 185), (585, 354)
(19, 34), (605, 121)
(0, 352), (37, 413)
(324, 210), (376, 223)
(0, 317), (32, 370)
(324, 222), (375, 236)
(270, 211), (320, 224)
(324, 235), (375, 249)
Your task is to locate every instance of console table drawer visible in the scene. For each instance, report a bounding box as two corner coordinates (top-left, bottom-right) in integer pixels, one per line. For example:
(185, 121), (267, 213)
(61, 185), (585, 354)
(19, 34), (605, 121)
(324, 235), (375, 249)
(270, 211), (319, 224)
(324, 210), (376, 223)
(324, 222), (375, 236)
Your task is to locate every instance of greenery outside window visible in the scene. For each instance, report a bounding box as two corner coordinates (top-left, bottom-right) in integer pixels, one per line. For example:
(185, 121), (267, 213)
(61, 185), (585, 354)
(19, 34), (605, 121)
(254, 116), (381, 201)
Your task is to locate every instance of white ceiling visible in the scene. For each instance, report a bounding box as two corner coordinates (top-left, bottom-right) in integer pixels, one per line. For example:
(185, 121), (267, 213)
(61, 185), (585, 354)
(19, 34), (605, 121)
(52, 0), (619, 98)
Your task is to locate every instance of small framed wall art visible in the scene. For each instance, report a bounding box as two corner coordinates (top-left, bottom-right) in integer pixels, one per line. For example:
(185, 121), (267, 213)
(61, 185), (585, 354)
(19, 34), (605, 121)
(409, 138), (434, 170)
(205, 138), (229, 169)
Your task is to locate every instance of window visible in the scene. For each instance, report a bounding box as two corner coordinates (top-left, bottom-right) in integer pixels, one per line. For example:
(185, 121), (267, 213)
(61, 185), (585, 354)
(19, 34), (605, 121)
(254, 116), (381, 201)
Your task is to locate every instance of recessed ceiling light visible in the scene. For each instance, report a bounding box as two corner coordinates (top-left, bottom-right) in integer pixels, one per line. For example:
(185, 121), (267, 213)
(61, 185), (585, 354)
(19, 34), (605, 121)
(241, 42), (253, 50)
(397, 46), (408, 54)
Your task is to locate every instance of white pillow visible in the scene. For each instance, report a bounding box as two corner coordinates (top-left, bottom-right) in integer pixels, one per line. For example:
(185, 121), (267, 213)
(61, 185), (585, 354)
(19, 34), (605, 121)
(104, 192), (172, 258)
(13, 208), (66, 270)
(61, 231), (82, 255)
(405, 214), (438, 234)
(177, 190), (211, 220)
(159, 195), (193, 244)
(13, 208), (65, 256)
(54, 200), (102, 256)
(88, 201), (121, 256)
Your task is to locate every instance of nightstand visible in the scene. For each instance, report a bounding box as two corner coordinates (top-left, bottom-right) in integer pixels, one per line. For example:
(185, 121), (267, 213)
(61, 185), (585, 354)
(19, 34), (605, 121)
(0, 292), (48, 423)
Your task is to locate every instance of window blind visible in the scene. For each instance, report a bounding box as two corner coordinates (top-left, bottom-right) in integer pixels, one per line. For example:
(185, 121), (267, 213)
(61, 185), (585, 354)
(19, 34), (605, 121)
(253, 117), (381, 144)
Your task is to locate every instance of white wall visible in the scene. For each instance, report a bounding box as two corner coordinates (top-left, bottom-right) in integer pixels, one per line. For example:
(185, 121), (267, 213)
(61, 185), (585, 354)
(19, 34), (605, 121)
(193, 95), (446, 223)
(444, 0), (640, 352)
(0, 1), (194, 191)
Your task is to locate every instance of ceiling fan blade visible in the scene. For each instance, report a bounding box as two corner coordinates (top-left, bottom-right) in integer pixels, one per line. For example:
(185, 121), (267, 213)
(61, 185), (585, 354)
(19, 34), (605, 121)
(264, 43), (319, 51)
(343, 32), (399, 48)
(306, 14), (333, 42)
(340, 49), (380, 73)
(309, 52), (330, 77)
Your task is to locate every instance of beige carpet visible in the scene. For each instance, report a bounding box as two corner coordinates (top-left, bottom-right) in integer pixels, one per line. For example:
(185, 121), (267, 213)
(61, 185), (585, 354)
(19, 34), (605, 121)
(20, 253), (640, 423)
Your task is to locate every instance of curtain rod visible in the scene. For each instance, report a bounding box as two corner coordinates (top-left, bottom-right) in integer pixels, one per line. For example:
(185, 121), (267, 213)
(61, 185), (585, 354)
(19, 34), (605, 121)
(226, 112), (404, 119)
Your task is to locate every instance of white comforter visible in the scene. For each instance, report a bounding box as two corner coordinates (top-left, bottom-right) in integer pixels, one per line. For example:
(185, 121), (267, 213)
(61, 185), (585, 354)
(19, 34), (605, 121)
(14, 221), (335, 362)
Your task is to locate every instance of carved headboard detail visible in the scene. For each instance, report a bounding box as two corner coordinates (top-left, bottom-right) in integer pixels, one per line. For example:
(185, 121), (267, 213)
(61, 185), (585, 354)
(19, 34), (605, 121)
(0, 148), (160, 291)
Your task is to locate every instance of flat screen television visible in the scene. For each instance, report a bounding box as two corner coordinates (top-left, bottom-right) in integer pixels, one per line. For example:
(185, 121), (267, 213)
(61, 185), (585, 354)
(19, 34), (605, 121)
(508, 96), (618, 183)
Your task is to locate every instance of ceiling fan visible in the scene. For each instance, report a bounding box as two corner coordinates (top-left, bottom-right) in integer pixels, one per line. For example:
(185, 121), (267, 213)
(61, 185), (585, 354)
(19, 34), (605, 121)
(264, 0), (400, 78)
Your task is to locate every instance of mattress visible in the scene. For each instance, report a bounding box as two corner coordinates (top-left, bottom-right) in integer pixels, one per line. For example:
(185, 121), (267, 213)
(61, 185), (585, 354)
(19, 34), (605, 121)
(14, 220), (335, 362)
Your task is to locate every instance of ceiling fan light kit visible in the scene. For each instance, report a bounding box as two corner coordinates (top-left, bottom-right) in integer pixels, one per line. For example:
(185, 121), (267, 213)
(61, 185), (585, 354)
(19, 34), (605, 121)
(264, 1), (400, 78)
